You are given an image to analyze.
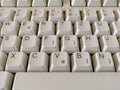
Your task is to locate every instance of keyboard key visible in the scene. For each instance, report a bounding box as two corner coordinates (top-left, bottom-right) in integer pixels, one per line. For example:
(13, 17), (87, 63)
(6, 52), (28, 73)
(102, 0), (117, 7)
(71, 52), (93, 72)
(1, 0), (16, 6)
(14, 9), (31, 23)
(1, 21), (20, 37)
(115, 9), (120, 21)
(87, 0), (101, 7)
(110, 21), (120, 37)
(19, 21), (37, 37)
(41, 35), (59, 54)
(56, 21), (73, 37)
(98, 9), (115, 23)
(17, 0), (32, 6)
(74, 21), (92, 37)
(32, 0), (47, 6)
(92, 52), (115, 72)
(0, 52), (7, 71)
(80, 35), (100, 54)
(38, 21), (55, 37)
(113, 52), (120, 72)
(13, 72), (120, 90)
(71, 0), (86, 6)
(20, 35), (40, 54)
(0, 9), (14, 22)
(82, 9), (98, 23)
(31, 9), (47, 23)
(92, 21), (110, 37)
(50, 52), (70, 72)
(61, 35), (79, 54)
(48, 9), (63, 23)
(1, 35), (21, 53)
(99, 35), (119, 53)
(48, 0), (62, 7)
(66, 9), (81, 23)
(119, 0), (120, 7)
(27, 52), (49, 72)
(0, 72), (13, 90)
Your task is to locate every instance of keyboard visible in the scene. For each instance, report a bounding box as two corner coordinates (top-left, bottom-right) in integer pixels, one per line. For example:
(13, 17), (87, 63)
(1, 0), (120, 90)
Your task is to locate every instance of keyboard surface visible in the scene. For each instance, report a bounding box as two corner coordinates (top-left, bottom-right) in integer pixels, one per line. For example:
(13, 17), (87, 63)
(0, 0), (120, 90)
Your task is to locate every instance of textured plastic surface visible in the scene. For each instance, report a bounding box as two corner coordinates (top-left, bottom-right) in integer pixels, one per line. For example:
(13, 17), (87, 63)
(13, 73), (120, 90)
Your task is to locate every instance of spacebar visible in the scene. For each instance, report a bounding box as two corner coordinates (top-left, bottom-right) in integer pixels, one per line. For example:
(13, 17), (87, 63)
(13, 73), (120, 90)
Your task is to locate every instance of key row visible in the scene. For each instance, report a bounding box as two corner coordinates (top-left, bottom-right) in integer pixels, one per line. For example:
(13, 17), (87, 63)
(0, 51), (120, 73)
(71, 0), (120, 7)
(1, 0), (120, 7)
(1, 9), (120, 23)
(1, 21), (120, 38)
(0, 0), (62, 7)
(0, 35), (120, 54)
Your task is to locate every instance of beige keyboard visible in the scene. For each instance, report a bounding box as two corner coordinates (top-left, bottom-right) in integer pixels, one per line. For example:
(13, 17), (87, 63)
(1, 0), (120, 90)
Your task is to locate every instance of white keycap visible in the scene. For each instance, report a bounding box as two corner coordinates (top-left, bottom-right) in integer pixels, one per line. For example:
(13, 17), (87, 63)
(113, 52), (120, 72)
(66, 9), (81, 23)
(71, 52), (93, 72)
(50, 52), (70, 72)
(82, 9), (98, 23)
(27, 52), (49, 72)
(32, 0), (47, 6)
(110, 21), (120, 37)
(87, 0), (101, 7)
(92, 21), (110, 37)
(19, 21), (37, 37)
(0, 52), (7, 71)
(31, 9), (47, 23)
(98, 9), (115, 23)
(48, 9), (63, 23)
(0, 72), (13, 90)
(17, 0), (32, 6)
(1, 35), (21, 53)
(102, 0), (117, 6)
(14, 9), (31, 23)
(119, 0), (120, 6)
(115, 9), (120, 21)
(21, 35), (40, 54)
(71, 0), (86, 6)
(6, 52), (28, 73)
(56, 21), (73, 37)
(100, 35), (119, 53)
(0, 9), (14, 22)
(1, 0), (16, 6)
(38, 21), (55, 37)
(48, 0), (62, 6)
(1, 21), (20, 37)
(41, 35), (59, 54)
(80, 35), (100, 54)
(13, 73), (120, 90)
(61, 35), (79, 54)
(74, 21), (92, 37)
(92, 52), (115, 72)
